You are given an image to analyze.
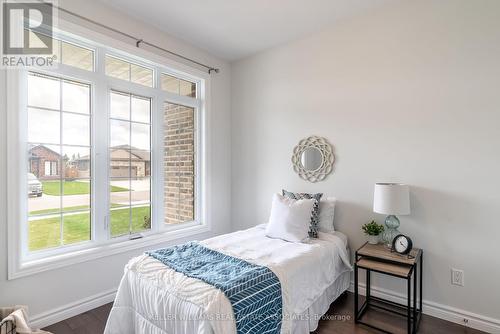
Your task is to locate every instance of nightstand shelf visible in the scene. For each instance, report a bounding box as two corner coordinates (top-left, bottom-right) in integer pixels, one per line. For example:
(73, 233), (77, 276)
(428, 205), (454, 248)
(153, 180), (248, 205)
(354, 242), (423, 334)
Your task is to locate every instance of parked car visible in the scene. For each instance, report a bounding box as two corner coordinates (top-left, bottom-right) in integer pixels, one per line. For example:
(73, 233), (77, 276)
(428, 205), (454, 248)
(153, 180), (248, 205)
(28, 173), (43, 197)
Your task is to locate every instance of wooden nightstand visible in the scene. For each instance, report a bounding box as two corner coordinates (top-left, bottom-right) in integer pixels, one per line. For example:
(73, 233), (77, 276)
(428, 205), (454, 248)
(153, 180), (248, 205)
(354, 242), (423, 334)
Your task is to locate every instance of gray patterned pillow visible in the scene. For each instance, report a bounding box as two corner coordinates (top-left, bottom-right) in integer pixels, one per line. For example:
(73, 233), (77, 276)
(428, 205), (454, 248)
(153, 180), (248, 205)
(282, 189), (323, 238)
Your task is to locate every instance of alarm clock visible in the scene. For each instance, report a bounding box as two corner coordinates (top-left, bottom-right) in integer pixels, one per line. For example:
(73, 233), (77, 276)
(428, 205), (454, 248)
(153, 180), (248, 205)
(392, 234), (413, 255)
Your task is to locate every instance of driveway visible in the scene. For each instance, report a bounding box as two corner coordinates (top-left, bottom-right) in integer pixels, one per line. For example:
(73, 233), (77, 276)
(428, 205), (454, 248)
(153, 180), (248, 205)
(29, 179), (150, 213)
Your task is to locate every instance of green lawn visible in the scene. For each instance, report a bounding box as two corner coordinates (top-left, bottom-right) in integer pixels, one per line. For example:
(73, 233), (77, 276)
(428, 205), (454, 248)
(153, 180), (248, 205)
(42, 181), (128, 196)
(110, 206), (151, 237)
(29, 206), (151, 251)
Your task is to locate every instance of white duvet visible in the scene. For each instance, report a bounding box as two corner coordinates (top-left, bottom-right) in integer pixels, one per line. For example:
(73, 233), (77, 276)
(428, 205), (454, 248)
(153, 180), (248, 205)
(104, 225), (352, 334)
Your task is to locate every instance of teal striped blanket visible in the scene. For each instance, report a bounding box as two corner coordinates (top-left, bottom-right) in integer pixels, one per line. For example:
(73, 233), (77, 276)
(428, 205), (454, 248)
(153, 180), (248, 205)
(147, 242), (282, 334)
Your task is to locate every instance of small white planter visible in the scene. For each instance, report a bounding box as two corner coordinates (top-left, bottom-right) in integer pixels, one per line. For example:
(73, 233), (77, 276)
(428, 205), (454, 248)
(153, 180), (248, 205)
(367, 235), (379, 245)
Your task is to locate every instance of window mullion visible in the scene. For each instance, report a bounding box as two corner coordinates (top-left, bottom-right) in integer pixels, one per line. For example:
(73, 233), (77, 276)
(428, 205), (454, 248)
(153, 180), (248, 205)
(152, 90), (164, 232)
(93, 49), (109, 243)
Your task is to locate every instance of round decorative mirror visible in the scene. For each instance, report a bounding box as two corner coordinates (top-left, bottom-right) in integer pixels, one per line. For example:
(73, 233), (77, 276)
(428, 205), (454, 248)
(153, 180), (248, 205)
(292, 136), (334, 182)
(301, 147), (323, 171)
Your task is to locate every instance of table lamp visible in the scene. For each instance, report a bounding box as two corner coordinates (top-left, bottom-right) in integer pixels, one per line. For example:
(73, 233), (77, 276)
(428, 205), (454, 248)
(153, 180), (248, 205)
(373, 183), (411, 246)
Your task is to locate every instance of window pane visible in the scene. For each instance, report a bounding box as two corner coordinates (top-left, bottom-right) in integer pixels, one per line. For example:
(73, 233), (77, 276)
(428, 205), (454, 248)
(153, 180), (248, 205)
(109, 90), (151, 237)
(52, 38), (61, 62)
(28, 74), (60, 110)
(164, 102), (195, 224)
(131, 123), (150, 151)
(132, 150), (150, 178)
(39, 179), (63, 195)
(25, 30), (57, 57)
(161, 74), (179, 94)
(110, 149), (131, 178)
(110, 91), (130, 120)
(29, 215), (61, 251)
(110, 120), (130, 148)
(105, 56), (129, 81)
(179, 79), (196, 97)
(63, 113), (90, 146)
(110, 178), (131, 237)
(28, 108), (60, 144)
(27, 72), (93, 252)
(161, 74), (196, 97)
(63, 146), (91, 178)
(131, 64), (153, 87)
(131, 205), (151, 233)
(63, 211), (90, 245)
(110, 179), (130, 207)
(110, 206), (130, 237)
(62, 80), (90, 114)
(131, 96), (150, 123)
(131, 177), (150, 205)
(61, 41), (94, 71)
(106, 56), (153, 87)
(63, 179), (90, 212)
(28, 144), (60, 177)
(28, 168), (60, 216)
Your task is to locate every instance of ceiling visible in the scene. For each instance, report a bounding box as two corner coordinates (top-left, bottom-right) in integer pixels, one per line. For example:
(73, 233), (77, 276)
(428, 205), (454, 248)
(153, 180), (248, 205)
(96, 0), (397, 61)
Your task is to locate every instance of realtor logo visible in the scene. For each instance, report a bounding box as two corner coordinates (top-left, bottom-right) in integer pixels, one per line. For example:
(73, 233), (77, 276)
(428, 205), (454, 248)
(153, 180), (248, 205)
(2, 0), (57, 68)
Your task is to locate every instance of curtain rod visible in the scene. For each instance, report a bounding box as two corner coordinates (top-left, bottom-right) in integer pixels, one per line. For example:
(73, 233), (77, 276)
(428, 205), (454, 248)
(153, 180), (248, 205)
(39, 1), (220, 74)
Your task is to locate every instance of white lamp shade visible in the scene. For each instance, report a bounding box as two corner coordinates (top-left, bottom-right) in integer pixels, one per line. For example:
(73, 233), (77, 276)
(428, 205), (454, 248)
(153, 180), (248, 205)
(373, 183), (411, 215)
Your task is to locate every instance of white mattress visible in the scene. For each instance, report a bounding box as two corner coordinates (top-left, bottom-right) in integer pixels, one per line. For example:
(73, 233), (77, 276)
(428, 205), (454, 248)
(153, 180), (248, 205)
(104, 225), (352, 334)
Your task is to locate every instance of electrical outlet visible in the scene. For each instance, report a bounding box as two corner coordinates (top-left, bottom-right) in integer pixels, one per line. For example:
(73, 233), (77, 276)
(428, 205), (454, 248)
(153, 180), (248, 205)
(451, 268), (464, 286)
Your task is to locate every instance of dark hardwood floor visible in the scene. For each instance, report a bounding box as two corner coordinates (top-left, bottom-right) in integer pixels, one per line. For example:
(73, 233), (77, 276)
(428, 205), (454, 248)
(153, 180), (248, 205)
(43, 292), (485, 334)
(43, 303), (112, 334)
(313, 293), (485, 334)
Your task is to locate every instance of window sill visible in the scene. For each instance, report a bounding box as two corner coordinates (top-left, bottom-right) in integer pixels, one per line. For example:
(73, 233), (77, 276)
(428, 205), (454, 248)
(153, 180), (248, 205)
(9, 223), (210, 280)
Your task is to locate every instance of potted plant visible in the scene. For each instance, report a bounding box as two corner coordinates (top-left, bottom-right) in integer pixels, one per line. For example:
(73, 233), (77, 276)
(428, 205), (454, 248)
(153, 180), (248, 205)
(362, 220), (384, 244)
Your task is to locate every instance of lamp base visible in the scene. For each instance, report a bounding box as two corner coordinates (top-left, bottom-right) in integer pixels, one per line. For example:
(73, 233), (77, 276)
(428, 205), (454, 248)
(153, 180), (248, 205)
(381, 215), (401, 247)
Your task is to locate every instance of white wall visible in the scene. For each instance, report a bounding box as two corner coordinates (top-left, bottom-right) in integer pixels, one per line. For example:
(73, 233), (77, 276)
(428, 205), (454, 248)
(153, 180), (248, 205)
(231, 0), (500, 326)
(0, 0), (232, 322)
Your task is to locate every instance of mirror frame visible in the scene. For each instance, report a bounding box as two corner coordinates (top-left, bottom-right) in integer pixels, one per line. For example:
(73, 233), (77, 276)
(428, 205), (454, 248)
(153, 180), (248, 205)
(291, 136), (335, 183)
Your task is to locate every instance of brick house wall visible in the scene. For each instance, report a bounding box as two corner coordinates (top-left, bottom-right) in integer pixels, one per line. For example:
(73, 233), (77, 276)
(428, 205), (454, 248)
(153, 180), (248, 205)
(164, 103), (195, 224)
(29, 145), (62, 180)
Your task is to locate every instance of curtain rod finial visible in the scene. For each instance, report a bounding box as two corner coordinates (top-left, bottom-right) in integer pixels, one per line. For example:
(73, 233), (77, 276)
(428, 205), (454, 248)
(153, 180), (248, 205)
(208, 68), (220, 74)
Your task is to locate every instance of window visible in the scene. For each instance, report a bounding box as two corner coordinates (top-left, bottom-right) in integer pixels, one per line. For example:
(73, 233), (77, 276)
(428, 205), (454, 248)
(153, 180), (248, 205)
(105, 55), (153, 87)
(161, 73), (196, 97)
(27, 72), (92, 251)
(164, 102), (195, 224)
(44, 161), (51, 176)
(109, 91), (151, 237)
(53, 39), (94, 71)
(44, 161), (58, 176)
(9, 30), (207, 277)
(23, 31), (95, 71)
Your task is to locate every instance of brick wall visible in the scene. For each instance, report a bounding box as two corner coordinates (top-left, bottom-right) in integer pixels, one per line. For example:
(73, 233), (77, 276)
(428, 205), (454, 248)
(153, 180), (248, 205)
(164, 103), (195, 224)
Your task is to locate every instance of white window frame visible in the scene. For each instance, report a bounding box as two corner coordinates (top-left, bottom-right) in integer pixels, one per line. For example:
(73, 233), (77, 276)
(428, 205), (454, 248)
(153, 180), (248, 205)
(7, 19), (211, 279)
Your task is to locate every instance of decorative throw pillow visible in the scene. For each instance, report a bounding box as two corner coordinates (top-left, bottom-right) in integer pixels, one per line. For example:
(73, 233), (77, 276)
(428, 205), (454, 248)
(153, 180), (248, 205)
(318, 197), (336, 233)
(282, 189), (323, 238)
(266, 194), (315, 242)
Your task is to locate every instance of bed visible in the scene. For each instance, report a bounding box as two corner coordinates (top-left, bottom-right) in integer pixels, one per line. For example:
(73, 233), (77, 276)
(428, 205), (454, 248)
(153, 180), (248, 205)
(104, 224), (352, 334)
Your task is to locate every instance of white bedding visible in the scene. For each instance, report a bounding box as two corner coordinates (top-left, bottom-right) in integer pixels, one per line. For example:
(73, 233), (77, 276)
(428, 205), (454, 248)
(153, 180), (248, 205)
(104, 225), (352, 334)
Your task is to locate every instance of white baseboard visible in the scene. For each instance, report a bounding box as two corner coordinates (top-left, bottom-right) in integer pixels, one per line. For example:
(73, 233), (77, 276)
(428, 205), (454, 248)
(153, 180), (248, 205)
(349, 282), (500, 334)
(29, 283), (500, 333)
(30, 288), (117, 329)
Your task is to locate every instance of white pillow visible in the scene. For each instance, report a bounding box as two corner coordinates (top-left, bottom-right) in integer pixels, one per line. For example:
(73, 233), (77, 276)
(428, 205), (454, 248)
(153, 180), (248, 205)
(318, 197), (336, 233)
(266, 193), (314, 242)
